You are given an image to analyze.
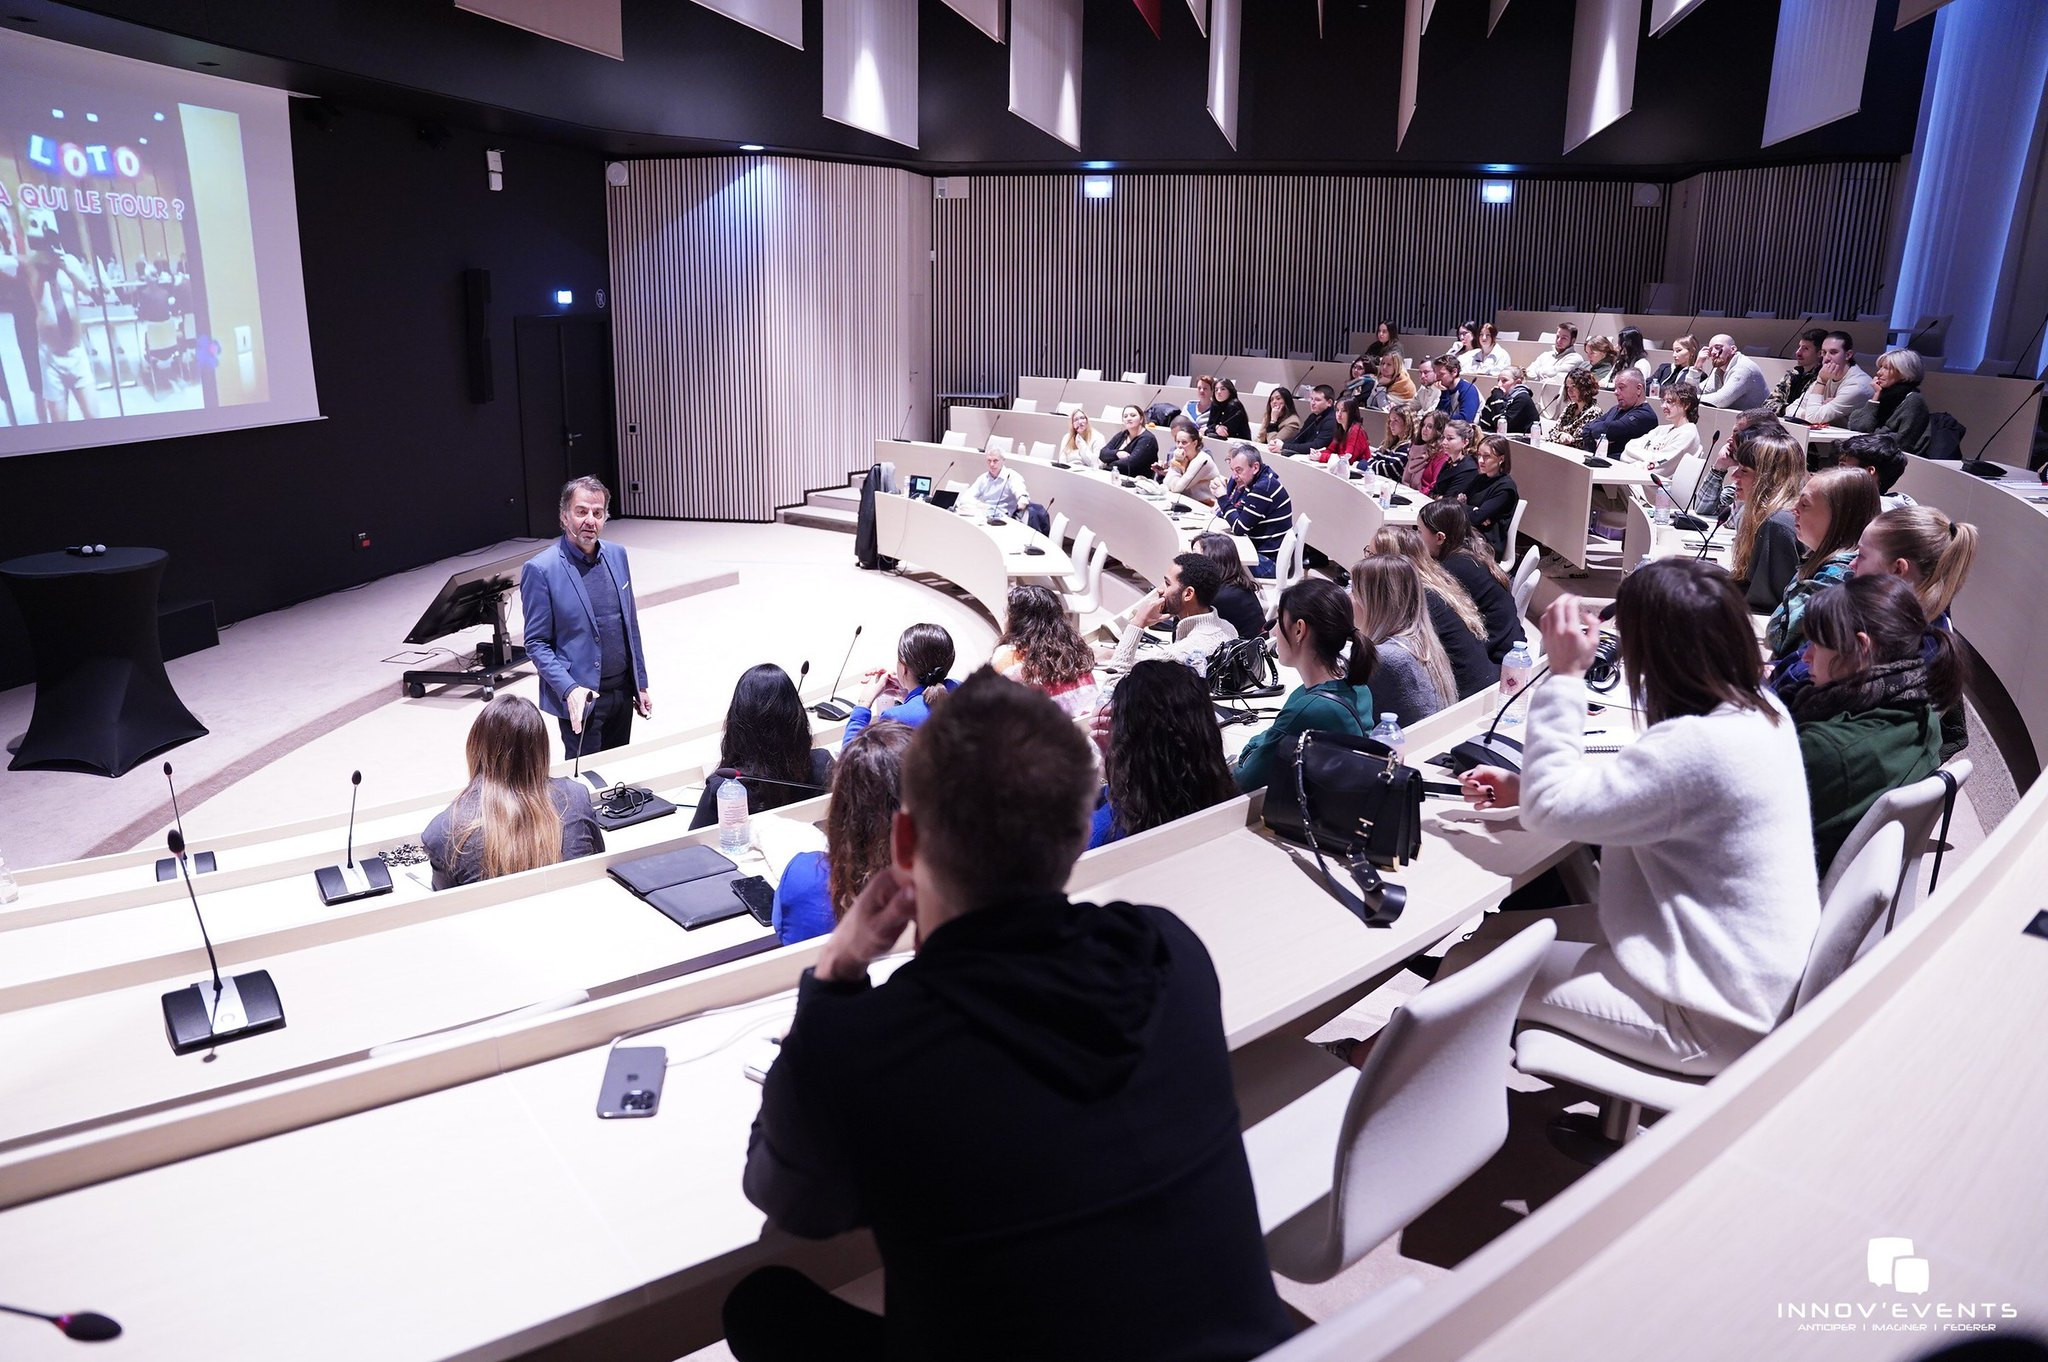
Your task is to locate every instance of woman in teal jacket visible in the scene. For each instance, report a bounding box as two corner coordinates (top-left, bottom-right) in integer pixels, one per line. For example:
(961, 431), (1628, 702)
(1233, 579), (1377, 793)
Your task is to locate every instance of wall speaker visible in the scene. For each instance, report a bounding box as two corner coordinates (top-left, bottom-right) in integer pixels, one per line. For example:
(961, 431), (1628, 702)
(463, 267), (493, 404)
(1631, 182), (1664, 209)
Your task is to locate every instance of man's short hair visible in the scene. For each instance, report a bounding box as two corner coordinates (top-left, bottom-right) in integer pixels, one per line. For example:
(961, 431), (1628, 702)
(1799, 327), (1829, 351)
(1823, 330), (1855, 354)
(1557, 321), (1579, 341)
(900, 669), (1096, 902)
(1614, 367), (1644, 390)
(559, 475), (611, 517)
(1170, 551), (1223, 607)
(1231, 441), (1264, 467)
(1837, 432), (1909, 491)
(1313, 383), (1336, 401)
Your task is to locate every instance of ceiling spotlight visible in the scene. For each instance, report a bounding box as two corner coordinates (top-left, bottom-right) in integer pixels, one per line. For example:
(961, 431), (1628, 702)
(740, 143), (765, 152)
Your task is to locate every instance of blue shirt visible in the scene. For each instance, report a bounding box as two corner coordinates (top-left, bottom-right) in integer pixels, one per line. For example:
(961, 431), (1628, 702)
(1437, 379), (1480, 423)
(1087, 790), (1122, 849)
(772, 851), (836, 946)
(569, 540), (632, 687)
(844, 679), (958, 744)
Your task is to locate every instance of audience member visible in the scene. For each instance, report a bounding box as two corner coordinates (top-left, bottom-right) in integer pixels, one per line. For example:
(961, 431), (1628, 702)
(844, 624), (956, 742)
(1464, 435), (1521, 560)
(728, 671), (1295, 1362)
(694, 664), (835, 829)
(1786, 331), (1874, 426)
(422, 695), (604, 890)
(1454, 321), (1481, 369)
(1424, 418), (1480, 499)
(1525, 322), (1587, 383)
(1374, 350), (1417, 406)
(1349, 554), (1455, 721)
(1402, 409), (1446, 489)
(1467, 321), (1512, 375)
(1204, 377), (1252, 440)
(1615, 326), (1652, 383)
(1578, 369), (1656, 456)
(1363, 319), (1400, 359)
(1729, 426), (1806, 613)
(1059, 409), (1106, 464)
(1161, 415), (1224, 503)
(1846, 349), (1931, 453)
(1790, 575), (1960, 875)
(770, 721), (914, 947)
(1373, 525), (1498, 697)
(993, 584), (1102, 719)
(1183, 374), (1217, 427)
(1551, 368), (1604, 448)
(1369, 404), (1417, 480)
(1258, 386), (1302, 446)
(1648, 333), (1703, 390)
(1448, 561), (1821, 1076)
(1691, 407), (1781, 516)
(1319, 395), (1373, 468)
(1409, 355), (1444, 416)
(1632, 381), (1704, 480)
(1768, 328), (1828, 415)
(1099, 404), (1159, 477)
(1338, 355), (1375, 406)
(1583, 334), (1619, 386)
(1434, 355), (1481, 422)
(1420, 499), (1526, 662)
(1832, 432), (1915, 510)
(1107, 552), (1237, 675)
(1194, 531), (1266, 638)
(1232, 579), (1377, 792)
(1217, 444), (1295, 577)
(1766, 466), (1882, 662)
(1699, 333), (1770, 409)
(1479, 367), (1538, 435)
(967, 447), (1032, 519)
(1084, 660), (1240, 848)
(1279, 384), (1339, 455)
(1852, 505), (1979, 759)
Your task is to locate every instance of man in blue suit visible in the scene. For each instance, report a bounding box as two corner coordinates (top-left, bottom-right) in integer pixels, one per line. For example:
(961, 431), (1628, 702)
(520, 476), (652, 756)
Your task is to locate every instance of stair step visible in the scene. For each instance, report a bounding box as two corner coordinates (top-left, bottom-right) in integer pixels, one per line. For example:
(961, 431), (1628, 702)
(807, 486), (861, 511)
(777, 505), (858, 533)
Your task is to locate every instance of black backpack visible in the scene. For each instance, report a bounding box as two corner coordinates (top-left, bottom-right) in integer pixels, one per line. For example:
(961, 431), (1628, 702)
(1922, 410), (1966, 462)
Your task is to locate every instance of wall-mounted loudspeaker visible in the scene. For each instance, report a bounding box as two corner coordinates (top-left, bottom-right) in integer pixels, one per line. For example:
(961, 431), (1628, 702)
(606, 162), (629, 187)
(1631, 183), (1663, 209)
(463, 267), (493, 404)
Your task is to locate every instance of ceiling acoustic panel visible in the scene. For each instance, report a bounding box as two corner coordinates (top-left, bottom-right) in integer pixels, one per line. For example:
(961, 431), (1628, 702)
(1398, 0), (1423, 149)
(1010, 0), (1084, 150)
(1895, 0), (1955, 28)
(455, 0), (622, 58)
(1564, 0), (1642, 153)
(689, 0), (803, 49)
(1187, 0), (1208, 38)
(1761, 0), (1880, 146)
(941, 0), (1005, 41)
(1489, 0), (1511, 37)
(1648, 0), (1709, 36)
(823, 0), (919, 147)
(1206, 0), (1241, 149)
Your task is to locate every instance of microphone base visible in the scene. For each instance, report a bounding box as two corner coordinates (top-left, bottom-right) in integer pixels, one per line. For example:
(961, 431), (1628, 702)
(313, 856), (394, 906)
(163, 970), (286, 1054)
(1668, 514), (1708, 532)
(1441, 733), (1525, 775)
(811, 698), (853, 722)
(1582, 456), (1612, 469)
(155, 849), (217, 881)
(1959, 459), (2007, 480)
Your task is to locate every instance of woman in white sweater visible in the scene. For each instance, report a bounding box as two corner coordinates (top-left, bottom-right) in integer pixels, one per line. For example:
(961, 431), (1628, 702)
(1451, 558), (1821, 1074)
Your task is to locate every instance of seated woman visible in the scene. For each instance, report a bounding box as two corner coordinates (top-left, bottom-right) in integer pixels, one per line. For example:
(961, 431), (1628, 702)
(1790, 575), (1960, 877)
(1852, 504), (1979, 758)
(1232, 579), (1376, 792)
(1401, 409), (1445, 490)
(1098, 404), (1159, 477)
(1449, 562), (1822, 1077)
(1349, 554), (1456, 723)
(1631, 380), (1704, 481)
(693, 664), (835, 828)
(1084, 660), (1239, 848)
(1194, 531), (1266, 638)
(1551, 368), (1603, 447)
(1338, 354), (1375, 406)
(1421, 419), (1479, 499)
(992, 583), (1102, 719)
(1479, 367), (1538, 436)
(1728, 426), (1806, 613)
(1583, 335), (1620, 387)
(1467, 321), (1512, 376)
(1363, 320), (1400, 360)
(1203, 377), (1251, 440)
(1766, 466), (1881, 664)
(1160, 416), (1225, 504)
(1615, 326), (1652, 384)
(843, 623), (956, 742)
(1058, 409), (1106, 465)
(1648, 334), (1703, 391)
(1317, 395), (1373, 468)
(423, 695), (604, 889)
(1463, 435), (1520, 561)
(1259, 387), (1303, 447)
(1846, 348), (1931, 452)
(1373, 350), (1417, 409)
(770, 721), (914, 946)
(1419, 499), (1526, 662)
(1368, 403), (1417, 481)
(1372, 525), (1498, 697)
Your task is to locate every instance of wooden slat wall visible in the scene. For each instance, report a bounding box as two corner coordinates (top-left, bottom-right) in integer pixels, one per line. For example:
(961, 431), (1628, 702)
(930, 173), (1668, 398)
(1680, 161), (1896, 322)
(606, 157), (930, 520)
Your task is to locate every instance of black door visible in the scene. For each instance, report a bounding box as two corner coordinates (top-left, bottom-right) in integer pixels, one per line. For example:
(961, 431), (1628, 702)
(516, 314), (616, 538)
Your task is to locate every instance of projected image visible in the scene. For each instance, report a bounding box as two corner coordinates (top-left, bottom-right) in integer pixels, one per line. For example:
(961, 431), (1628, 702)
(0, 83), (265, 430)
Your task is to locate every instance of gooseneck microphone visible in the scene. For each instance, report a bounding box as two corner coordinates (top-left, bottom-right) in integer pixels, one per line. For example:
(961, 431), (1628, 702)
(1444, 602), (1621, 774)
(162, 829), (286, 1054)
(313, 770), (394, 905)
(155, 761), (218, 881)
(711, 767), (832, 795)
(1024, 496), (1052, 554)
(813, 625), (864, 721)
(0, 1302), (123, 1342)
(1959, 380), (2042, 479)
(1646, 470), (1708, 532)
(1693, 494), (1736, 563)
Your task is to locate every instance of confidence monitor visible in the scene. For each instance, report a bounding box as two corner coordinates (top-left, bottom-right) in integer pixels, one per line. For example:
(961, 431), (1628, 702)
(400, 543), (547, 698)
(0, 28), (322, 458)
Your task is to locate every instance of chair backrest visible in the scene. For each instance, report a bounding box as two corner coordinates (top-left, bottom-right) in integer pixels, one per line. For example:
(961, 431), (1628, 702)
(1510, 545), (1542, 619)
(1253, 381), (1277, 398)
(1047, 511), (1069, 547)
(941, 429), (969, 449)
(1167, 373), (1192, 387)
(1666, 450), (1705, 512)
(987, 434), (1014, 456)
(1076, 367), (1103, 381)
(1289, 919), (1556, 1281)
(1101, 405), (1122, 422)
(1827, 759), (1971, 949)
(1013, 397), (1038, 413)
(1252, 1279), (1426, 1361)
(1281, 515), (1312, 588)
(1499, 500), (1529, 569)
(1495, 331), (1519, 341)
(1121, 370), (1148, 384)
(1795, 823), (1905, 1012)
(1030, 440), (1055, 462)
(1063, 526), (1098, 589)
(1287, 350), (1317, 361)
(1621, 491), (1654, 572)
(1056, 401), (1083, 414)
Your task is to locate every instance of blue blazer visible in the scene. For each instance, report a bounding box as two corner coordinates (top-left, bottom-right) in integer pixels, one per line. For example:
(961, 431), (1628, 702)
(519, 536), (650, 719)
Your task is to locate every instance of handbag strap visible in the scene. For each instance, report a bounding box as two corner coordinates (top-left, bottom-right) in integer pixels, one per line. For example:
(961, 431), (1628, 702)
(1925, 767), (1960, 898)
(1289, 731), (1405, 926)
(1304, 681), (1370, 737)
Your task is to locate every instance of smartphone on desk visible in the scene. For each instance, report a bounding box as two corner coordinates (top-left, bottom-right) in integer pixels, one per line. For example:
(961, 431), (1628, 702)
(731, 874), (775, 927)
(596, 1045), (667, 1119)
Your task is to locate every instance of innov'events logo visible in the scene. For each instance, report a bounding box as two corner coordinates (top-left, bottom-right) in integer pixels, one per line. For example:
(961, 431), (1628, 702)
(1775, 1239), (2018, 1336)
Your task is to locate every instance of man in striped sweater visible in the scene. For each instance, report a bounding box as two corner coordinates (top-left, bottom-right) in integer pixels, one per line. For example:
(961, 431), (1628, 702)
(1217, 445), (1294, 578)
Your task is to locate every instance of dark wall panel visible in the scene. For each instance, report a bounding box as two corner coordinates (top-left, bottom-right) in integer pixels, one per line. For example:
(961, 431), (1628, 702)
(1682, 162), (1898, 322)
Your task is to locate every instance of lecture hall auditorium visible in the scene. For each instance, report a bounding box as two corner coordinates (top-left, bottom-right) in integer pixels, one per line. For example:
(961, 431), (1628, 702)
(1, 1), (2045, 1359)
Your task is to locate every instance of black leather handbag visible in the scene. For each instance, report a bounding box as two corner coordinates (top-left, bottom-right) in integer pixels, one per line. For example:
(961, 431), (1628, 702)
(1261, 723), (1424, 927)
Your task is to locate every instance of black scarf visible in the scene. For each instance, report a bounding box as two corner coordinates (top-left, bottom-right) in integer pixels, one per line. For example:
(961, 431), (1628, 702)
(1790, 656), (1933, 725)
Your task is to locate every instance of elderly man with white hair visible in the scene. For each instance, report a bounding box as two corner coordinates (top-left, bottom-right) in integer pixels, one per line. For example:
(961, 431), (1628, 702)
(1697, 333), (1770, 410)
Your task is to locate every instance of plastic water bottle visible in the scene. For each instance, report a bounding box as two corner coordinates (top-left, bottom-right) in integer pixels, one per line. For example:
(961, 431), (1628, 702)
(1368, 713), (1407, 764)
(1498, 642), (1534, 727)
(1495, 416), (1508, 436)
(0, 851), (17, 904)
(1595, 435), (1610, 461)
(717, 777), (751, 853)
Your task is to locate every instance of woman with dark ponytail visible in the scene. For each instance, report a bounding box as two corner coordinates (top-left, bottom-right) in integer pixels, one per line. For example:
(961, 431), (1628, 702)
(1231, 578), (1377, 792)
(1790, 574), (1962, 876)
(844, 623), (957, 742)
(1420, 498), (1525, 662)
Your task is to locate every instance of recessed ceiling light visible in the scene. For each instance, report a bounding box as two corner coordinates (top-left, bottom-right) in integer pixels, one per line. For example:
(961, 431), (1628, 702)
(740, 144), (765, 152)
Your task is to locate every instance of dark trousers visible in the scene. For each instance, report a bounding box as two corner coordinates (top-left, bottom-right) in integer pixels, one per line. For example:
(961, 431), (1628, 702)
(724, 1266), (884, 1362)
(556, 683), (635, 759)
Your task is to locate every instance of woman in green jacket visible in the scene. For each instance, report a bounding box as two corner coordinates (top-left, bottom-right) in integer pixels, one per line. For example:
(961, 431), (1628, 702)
(1790, 575), (1962, 876)
(1233, 579), (1377, 793)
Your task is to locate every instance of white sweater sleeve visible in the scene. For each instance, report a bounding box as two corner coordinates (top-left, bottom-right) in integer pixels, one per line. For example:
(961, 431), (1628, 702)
(1517, 675), (1687, 846)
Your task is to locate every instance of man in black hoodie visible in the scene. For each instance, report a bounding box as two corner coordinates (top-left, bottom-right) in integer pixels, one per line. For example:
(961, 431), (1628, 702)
(725, 669), (1294, 1362)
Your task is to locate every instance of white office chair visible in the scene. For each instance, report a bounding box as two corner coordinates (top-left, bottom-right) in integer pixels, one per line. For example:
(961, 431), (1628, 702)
(1252, 381), (1277, 398)
(1255, 920), (1556, 1283)
(1100, 404), (1122, 422)
(1166, 373), (1192, 387)
(986, 435), (1014, 456)
(1047, 511), (1070, 548)
(1076, 367), (1103, 381)
(1013, 397), (1039, 413)
(1251, 1279), (1426, 1361)
(1056, 400), (1083, 415)
(1509, 545), (1542, 620)
(1513, 823), (1905, 1156)
(1495, 331), (1519, 341)
(1827, 759), (1972, 957)
(941, 429), (969, 449)
(1286, 350), (1317, 362)
(1061, 539), (1110, 626)
(1745, 310), (1777, 320)
(1121, 370), (1147, 384)
(1620, 491), (1655, 573)
(1060, 526), (1098, 593)
(1257, 515), (1311, 611)
(1030, 440), (1055, 462)
(1498, 500), (1529, 569)
(1665, 451), (1705, 512)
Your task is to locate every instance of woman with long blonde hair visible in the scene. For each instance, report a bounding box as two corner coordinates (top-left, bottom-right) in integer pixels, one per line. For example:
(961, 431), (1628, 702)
(1728, 426), (1805, 612)
(1371, 525), (1496, 697)
(424, 695), (604, 889)
(1349, 554), (1457, 717)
